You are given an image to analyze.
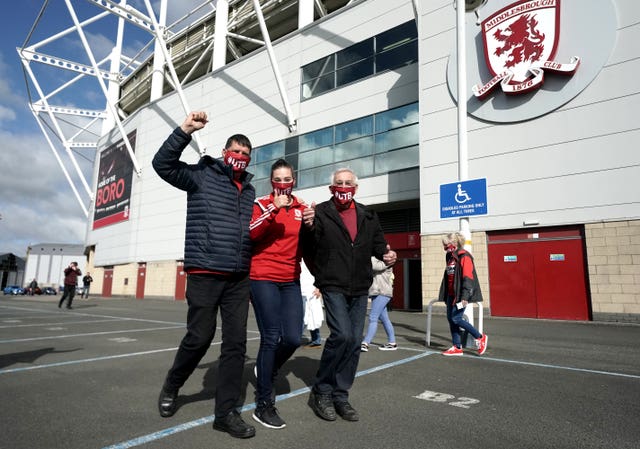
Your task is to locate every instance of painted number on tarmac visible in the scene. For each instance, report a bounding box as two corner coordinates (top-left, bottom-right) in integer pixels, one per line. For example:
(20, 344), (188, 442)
(414, 390), (479, 409)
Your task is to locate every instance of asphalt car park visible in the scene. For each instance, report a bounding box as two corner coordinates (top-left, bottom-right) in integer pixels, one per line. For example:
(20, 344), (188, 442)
(1, 295), (638, 449)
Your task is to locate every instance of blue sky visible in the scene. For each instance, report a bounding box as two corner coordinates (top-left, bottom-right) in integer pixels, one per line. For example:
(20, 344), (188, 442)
(0, 0), (204, 256)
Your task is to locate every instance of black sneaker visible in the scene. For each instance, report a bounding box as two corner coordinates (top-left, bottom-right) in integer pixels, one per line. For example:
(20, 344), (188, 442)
(253, 401), (286, 429)
(157, 388), (178, 418)
(213, 411), (256, 439)
(308, 391), (336, 421)
(334, 401), (359, 421)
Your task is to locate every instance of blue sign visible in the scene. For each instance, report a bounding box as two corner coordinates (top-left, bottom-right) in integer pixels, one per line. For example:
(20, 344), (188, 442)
(440, 178), (488, 219)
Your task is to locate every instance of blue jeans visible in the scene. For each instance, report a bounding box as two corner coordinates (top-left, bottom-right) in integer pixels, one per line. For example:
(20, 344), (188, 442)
(250, 280), (303, 403)
(362, 295), (396, 345)
(446, 302), (482, 348)
(313, 291), (367, 402)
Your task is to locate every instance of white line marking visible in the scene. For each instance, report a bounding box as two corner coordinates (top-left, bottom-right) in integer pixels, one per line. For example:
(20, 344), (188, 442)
(0, 319), (122, 329)
(0, 337), (261, 375)
(0, 325), (184, 344)
(102, 352), (435, 449)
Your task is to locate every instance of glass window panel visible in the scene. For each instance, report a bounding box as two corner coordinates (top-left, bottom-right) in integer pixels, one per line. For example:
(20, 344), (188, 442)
(375, 40), (418, 73)
(302, 73), (335, 99)
(374, 145), (419, 174)
(344, 156), (374, 179)
(376, 21), (417, 53)
(375, 102), (418, 133)
(374, 123), (419, 153)
(335, 117), (373, 144)
(336, 39), (373, 68)
(298, 145), (334, 170)
(254, 141), (284, 163)
(252, 161), (273, 180)
(297, 165), (336, 189)
(301, 55), (335, 82)
(299, 128), (333, 152)
(333, 136), (373, 162)
(336, 58), (374, 87)
(253, 178), (272, 197)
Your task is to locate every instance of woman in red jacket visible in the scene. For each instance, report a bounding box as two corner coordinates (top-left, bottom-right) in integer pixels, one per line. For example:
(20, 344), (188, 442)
(438, 232), (488, 356)
(249, 159), (314, 429)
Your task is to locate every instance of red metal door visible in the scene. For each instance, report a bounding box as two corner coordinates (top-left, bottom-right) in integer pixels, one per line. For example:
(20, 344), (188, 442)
(488, 226), (590, 320)
(175, 261), (186, 301)
(533, 239), (589, 320)
(136, 263), (146, 300)
(488, 243), (537, 318)
(102, 268), (113, 297)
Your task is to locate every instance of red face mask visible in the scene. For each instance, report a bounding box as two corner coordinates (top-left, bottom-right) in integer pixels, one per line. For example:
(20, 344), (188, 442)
(445, 244), (457, 253)
(330, 185), (356, 205)
(224, 152), (251, 173)
(272, 181), (294, 196)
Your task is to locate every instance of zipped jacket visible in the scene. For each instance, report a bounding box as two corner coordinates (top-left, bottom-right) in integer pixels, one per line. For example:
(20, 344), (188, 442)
(437, 248), (483, 305)
(303, 199), (388, 296)
(152, 127), (255, 273)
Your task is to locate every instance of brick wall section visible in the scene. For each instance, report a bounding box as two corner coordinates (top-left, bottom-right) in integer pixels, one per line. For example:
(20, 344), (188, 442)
(421, 231), (490, 314)
(112, 263), (139, 296)
(585, 220), (640, 322)
(144, 261), (178, 297)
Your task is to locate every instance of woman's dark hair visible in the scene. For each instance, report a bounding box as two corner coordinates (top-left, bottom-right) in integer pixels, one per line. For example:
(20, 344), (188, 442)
(270, 158), (294, 178)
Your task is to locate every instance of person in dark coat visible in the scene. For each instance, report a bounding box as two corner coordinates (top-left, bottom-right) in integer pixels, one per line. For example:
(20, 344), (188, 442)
(303, 168), (397, 423)
(58, 262), (81, 309)
(152, 111), (256, 439)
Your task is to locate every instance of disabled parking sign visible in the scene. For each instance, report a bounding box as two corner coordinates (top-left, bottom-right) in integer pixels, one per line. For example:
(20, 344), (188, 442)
(440, 178), (487, 219)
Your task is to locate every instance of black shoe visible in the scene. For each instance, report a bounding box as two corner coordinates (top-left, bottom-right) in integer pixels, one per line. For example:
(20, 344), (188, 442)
(308, 391), (336, 421)
(158, 388), (178, 418)
(213, 411), (256, 438)
(334, 401), (359, 421)
(253, 401), (286, 429)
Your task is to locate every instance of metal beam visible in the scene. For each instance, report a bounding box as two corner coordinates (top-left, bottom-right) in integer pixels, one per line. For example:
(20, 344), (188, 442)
(251, 0), (296, 132)
(84, 0), (157, 34)
(64, 0), (142, 175)
(19, 49), (117, 81)
(30, 103), (107, 119)
(143, 0), (205, 155)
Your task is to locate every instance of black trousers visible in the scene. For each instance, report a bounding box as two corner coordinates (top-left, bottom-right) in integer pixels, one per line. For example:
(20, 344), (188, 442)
(59, 285), (76, 308)
(163, 272), (250, 417)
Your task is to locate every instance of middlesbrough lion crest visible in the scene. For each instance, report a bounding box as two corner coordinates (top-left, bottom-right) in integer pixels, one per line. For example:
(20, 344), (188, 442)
(473, 0), (580, 99)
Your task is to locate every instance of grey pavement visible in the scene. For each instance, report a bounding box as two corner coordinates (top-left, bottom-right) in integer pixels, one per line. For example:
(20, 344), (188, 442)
(0, 295), (638, 449)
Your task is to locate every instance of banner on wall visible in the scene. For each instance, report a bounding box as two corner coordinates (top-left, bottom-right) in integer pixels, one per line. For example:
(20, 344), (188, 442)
(92, 131), (136, 230)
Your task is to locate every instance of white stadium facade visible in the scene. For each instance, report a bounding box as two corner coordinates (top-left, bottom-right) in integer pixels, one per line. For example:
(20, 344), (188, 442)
(19, 0), (640, 322)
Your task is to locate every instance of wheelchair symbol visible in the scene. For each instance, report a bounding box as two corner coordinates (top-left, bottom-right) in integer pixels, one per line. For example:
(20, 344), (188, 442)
(454, 184), (471, 204)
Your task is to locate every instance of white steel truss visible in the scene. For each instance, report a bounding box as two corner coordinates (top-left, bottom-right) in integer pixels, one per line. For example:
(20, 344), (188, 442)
(17, 0), (351, 216)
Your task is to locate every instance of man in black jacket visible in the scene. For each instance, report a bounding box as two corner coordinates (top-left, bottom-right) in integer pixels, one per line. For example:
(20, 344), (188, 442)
(304, 168), (397, 422)
(152, 111), (256, 439)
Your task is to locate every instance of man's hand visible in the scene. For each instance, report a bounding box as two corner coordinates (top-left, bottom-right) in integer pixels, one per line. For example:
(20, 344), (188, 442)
(302, 202), (316, 228)
(180, 111), (208, 135)
(383, 244), (397, 266)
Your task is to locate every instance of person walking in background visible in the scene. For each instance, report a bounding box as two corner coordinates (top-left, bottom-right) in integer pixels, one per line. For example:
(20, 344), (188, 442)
(300, 261), (322, 348)
(303, 167), (396, 423)
(28, 278), (38, 296)
(361, 256), (397, 352)
(438, 232), (488, 356)
(58, 262), (81, 309)
(152, 111), (256, 439)
(81, 272), (93, 299)
(249, 158), (315, 429)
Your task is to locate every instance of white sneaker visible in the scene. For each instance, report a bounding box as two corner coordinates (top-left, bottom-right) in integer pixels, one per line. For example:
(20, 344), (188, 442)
(379, 343), (398, 351)
(360, 342), (369, 352)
